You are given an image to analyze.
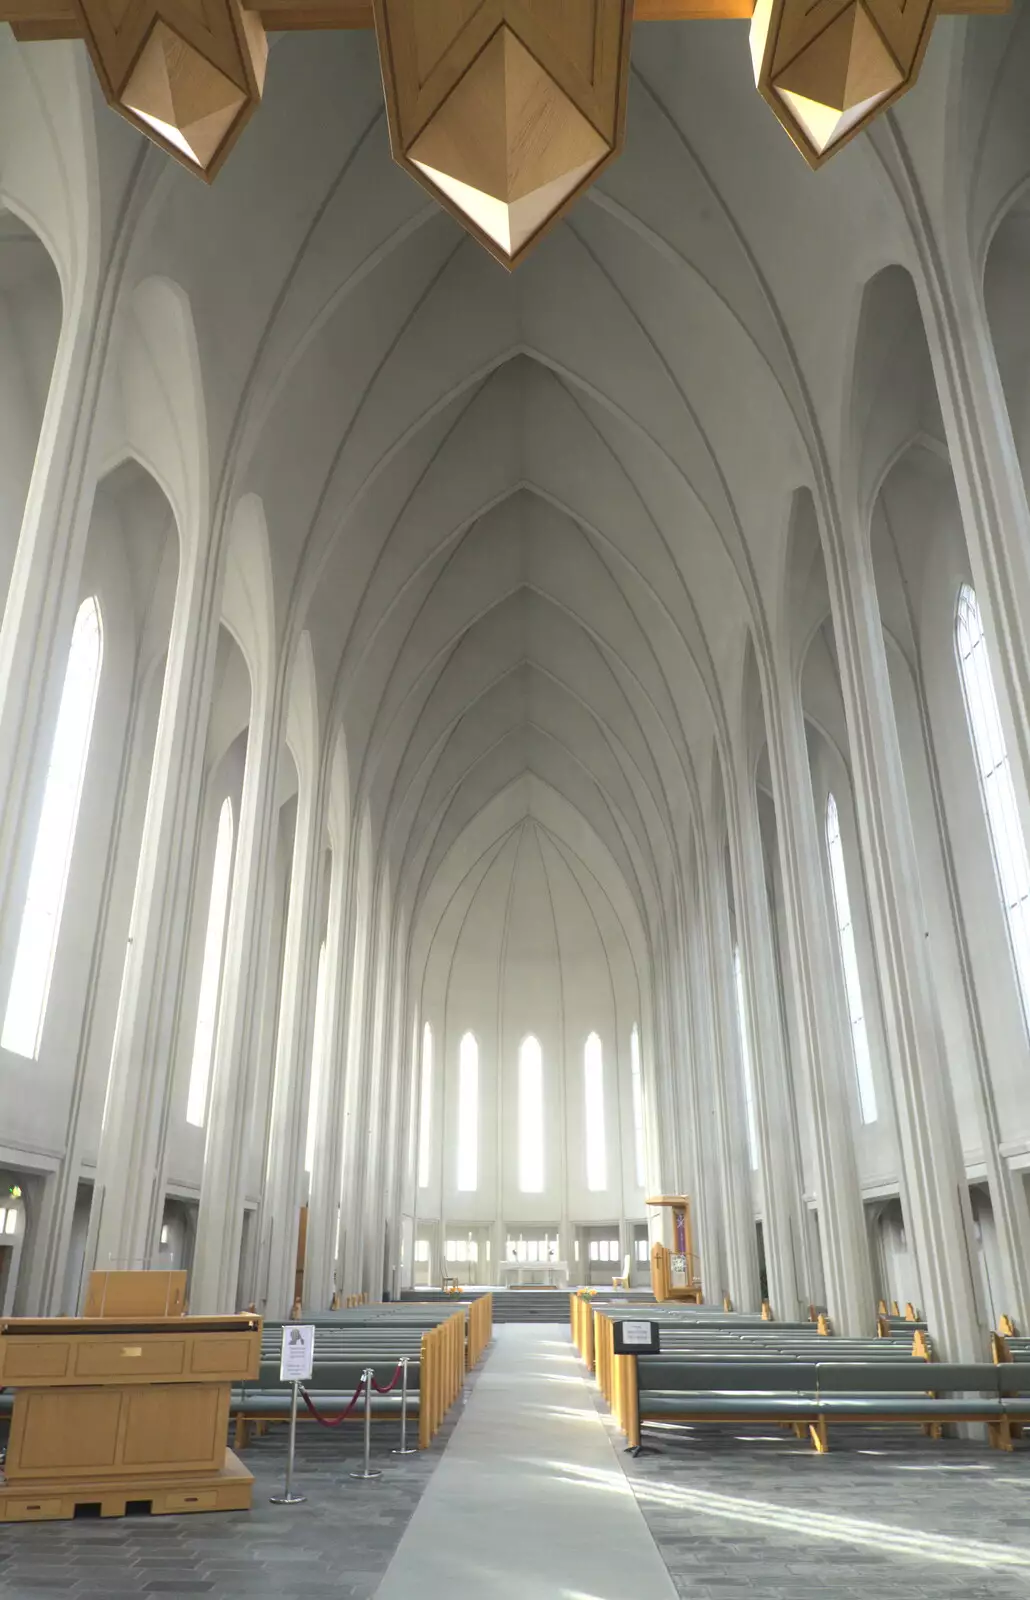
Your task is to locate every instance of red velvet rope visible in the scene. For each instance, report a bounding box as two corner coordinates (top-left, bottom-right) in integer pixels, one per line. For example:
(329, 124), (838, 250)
(300, 1380), (365, 1426)
(370, 1362), (405, 1395)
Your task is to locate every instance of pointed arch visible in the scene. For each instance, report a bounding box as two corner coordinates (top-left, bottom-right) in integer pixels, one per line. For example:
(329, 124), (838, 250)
(2, 594), (102, 1059)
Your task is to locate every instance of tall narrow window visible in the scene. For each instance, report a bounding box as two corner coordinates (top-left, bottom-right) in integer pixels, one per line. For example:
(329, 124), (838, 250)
(518, 1034), (544, 1193)
(733, 946), (760, 1170)
(456, 1031), (479, 1191)
(3, 597), (103, 1059)
(304, 942), (328, 1174)
(417, 1022), (433, 1189)
(186, 797), (234, 1127)
(629, 1024), (645, 1188)
(956, 585), (1030, 1028)
(826, 793), (877, 1124)
(584, 1032), (607, 1191)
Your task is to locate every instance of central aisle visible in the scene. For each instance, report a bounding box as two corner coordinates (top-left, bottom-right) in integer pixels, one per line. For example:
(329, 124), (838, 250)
(372, 1322), (678, 1600)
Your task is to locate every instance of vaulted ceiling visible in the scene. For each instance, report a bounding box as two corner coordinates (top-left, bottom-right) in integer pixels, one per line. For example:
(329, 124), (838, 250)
(63, 2), (1030, 967)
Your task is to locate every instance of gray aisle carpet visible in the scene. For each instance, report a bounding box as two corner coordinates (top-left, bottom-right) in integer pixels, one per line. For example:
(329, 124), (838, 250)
(371, 1322), (679, 1600)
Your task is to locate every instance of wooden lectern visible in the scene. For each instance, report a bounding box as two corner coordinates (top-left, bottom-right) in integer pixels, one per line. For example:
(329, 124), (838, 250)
(646, 1196), (703, 1303)
(0, 1269), (261, 1522)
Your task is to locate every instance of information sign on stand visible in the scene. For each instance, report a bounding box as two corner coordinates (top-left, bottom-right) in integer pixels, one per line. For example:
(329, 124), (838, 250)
(280, 1324), (315, 1382)
(272, 1325), (314, 1507)
(613, 1319), (660, 1355)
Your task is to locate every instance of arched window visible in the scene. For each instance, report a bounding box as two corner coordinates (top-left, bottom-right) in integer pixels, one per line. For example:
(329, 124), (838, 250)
(826, 793), (878, 1124)
(456, 1031), (479, 1191)
(3, 597), (103, 1060)
(956, 584), (1030, 1028)
(186, 796), (234, 1127)
(584, 1032), (607, 1191)
(417, 1021), (433, 1190)
(733, 946), (760, 1171)
(629, 1024), (645, 1188)
(518, 1034), (544, 1193)
(304, 941), (328, 1174)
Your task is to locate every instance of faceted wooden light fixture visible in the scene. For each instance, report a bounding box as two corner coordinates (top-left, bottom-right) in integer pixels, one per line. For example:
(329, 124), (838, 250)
(74, 0), (267, 179)
(0, 0), (1005, 240)
(749, 0), (935, 166)
(372, 0), (634, 269)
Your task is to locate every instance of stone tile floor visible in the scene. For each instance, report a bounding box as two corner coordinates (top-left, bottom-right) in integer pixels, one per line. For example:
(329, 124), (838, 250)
(610, 1414), (1030, 1599)
(0, 1395), (467, 1600)
(7, 1356), (1030, 1599)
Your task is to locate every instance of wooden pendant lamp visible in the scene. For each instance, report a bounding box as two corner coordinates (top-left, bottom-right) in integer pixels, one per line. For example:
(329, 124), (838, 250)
(0, 0), (1005, 261)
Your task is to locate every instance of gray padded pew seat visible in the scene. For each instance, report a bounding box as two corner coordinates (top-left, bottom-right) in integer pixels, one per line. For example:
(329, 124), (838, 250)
(633, 1359), (1030, 1450)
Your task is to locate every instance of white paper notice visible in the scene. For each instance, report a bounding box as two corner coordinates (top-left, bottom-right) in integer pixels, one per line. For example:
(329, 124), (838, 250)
(621, 1321), (654, 1347)
(280, 1323), (315, 1382)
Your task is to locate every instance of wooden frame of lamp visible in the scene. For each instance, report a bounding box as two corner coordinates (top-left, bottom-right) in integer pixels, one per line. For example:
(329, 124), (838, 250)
(0, 0), (1003, 206)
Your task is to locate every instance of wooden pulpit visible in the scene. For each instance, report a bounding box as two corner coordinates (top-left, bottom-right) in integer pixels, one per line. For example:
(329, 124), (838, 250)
(646, 1196), (703, 1303)
(0, 1269), (261, 1522)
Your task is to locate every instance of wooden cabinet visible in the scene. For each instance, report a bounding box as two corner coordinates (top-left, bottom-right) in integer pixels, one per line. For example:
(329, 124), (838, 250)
(0, 1274), (262, 1523)
(6, 1383), (231, 1478)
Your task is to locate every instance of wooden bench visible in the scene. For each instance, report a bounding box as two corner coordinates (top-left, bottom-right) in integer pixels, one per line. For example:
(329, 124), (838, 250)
(619, 1357), (1030, 1453)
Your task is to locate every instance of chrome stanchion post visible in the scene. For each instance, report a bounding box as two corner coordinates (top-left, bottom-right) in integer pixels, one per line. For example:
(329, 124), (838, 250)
(351, 1367), (382, 1480)
(392, 1357), (417, 1456)
(270, 1380), (307, 1505)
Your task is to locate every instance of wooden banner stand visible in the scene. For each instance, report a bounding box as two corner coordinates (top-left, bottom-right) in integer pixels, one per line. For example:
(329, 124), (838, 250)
(0, 1269), (262, 1522)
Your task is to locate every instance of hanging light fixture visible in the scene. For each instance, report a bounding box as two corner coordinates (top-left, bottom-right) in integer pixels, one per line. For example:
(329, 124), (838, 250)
(750, 0), (935, 166)
(373, 0), (633, 269)
(0, 0), (1003, 256)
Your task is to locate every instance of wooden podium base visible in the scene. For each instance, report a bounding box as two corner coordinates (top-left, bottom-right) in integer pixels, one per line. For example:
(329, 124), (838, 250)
(0, 1449), (254, 1522)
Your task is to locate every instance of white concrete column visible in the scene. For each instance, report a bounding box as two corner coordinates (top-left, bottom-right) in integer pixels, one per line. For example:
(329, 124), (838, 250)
(340, 903), (374, 1298)
(665, 892), (719, 1293)
(188, 676), (283, 1313)
(763, 667), (875, 1333)
(304, 845), (350, 1309)
(37, 656), (166, 1313)
(86, 539), (220, 1275)
(731, 775), (810, 1319)
(702, 838), (760, 1311)
(919, 262), (1030, 1328)
(928, 256), (1030, 844)
(824, 508), (985, 1360)
(648, 937), (681, 1199)
(679, 923), (726, 1303)
(381, 941), (413, 1300)
(360, 901), (394, 1297)
(258, 767), (325, 1317)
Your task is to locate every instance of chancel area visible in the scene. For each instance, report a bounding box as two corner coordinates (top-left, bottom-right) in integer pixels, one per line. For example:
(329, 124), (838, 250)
(5, 0), (1030, 1594)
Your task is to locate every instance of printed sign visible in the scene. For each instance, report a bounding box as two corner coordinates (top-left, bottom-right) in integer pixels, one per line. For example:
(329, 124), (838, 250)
(613, 1319), (660, 1355)
(280, 1323), (315, 1383)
